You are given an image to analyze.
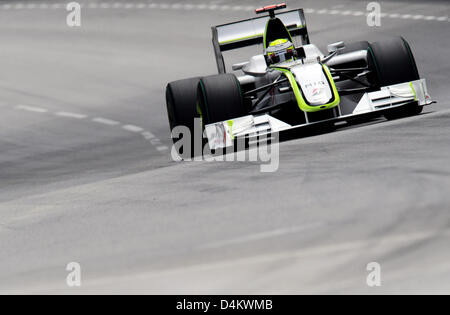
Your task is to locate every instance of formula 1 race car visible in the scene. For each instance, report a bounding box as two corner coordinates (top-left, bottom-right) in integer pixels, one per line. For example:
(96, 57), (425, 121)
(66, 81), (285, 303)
(166, 3), (433, 154)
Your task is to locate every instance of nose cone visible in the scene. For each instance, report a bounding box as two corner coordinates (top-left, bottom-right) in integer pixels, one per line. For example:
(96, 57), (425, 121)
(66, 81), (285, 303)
(292, 64), (333, 106)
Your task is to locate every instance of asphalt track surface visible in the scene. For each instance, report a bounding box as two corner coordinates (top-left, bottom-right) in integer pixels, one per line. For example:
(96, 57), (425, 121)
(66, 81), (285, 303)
(0, 0), (449, 294)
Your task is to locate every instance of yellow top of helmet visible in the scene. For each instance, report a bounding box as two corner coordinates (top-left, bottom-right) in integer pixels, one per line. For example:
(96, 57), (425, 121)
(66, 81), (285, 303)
(269, 38), (289, 47)
(267, 38), (295, 63)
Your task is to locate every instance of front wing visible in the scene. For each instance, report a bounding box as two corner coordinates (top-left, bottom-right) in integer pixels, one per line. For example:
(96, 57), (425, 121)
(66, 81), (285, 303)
(205, 79), (433, 150)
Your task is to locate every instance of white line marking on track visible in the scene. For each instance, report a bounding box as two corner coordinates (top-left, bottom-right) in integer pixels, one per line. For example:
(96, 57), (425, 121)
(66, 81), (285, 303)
(92, 117), (121, 126)
(1, 3), (448, 23)
(142, 131), (156, 140)
(122, 124), (144, 133)
(156, 145), (169, 152)
(15, 105), (48, 113)
(55, 112), (87, 119)
(150, 139), (161, 145)
(12, 104), (168, 154)
(199, 222), (325, 250)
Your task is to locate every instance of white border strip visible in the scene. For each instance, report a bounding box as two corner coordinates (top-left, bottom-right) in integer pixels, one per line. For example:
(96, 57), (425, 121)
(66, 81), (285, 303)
(13, 104), (168, 153)
(56, 111), (87, 119)
(15, 105), (48, 113)
(0, 3), (448, 23)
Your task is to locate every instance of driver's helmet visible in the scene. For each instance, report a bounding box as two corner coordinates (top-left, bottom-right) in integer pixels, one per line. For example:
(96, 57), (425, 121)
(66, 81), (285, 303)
(266, 39), (296, 64)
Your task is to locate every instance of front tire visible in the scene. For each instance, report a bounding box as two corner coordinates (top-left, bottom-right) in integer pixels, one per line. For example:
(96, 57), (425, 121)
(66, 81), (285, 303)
(166, 77), (200, 136)
(166, 77), (201, 158)
(197, 74), (247, 125)
(368, 37), (423, 120)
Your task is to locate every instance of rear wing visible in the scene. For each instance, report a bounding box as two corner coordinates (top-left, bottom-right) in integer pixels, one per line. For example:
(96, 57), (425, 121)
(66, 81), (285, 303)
(212, 9), (310, 74)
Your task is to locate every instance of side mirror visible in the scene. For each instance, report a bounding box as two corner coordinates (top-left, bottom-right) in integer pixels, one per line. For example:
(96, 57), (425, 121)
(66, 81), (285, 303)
(327, 41), (345, 54)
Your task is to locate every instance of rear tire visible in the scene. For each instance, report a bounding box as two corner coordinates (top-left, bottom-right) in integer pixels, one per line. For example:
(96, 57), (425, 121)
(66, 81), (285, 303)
(197, 74), (247, 125)
(368, 37), (423, 120)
